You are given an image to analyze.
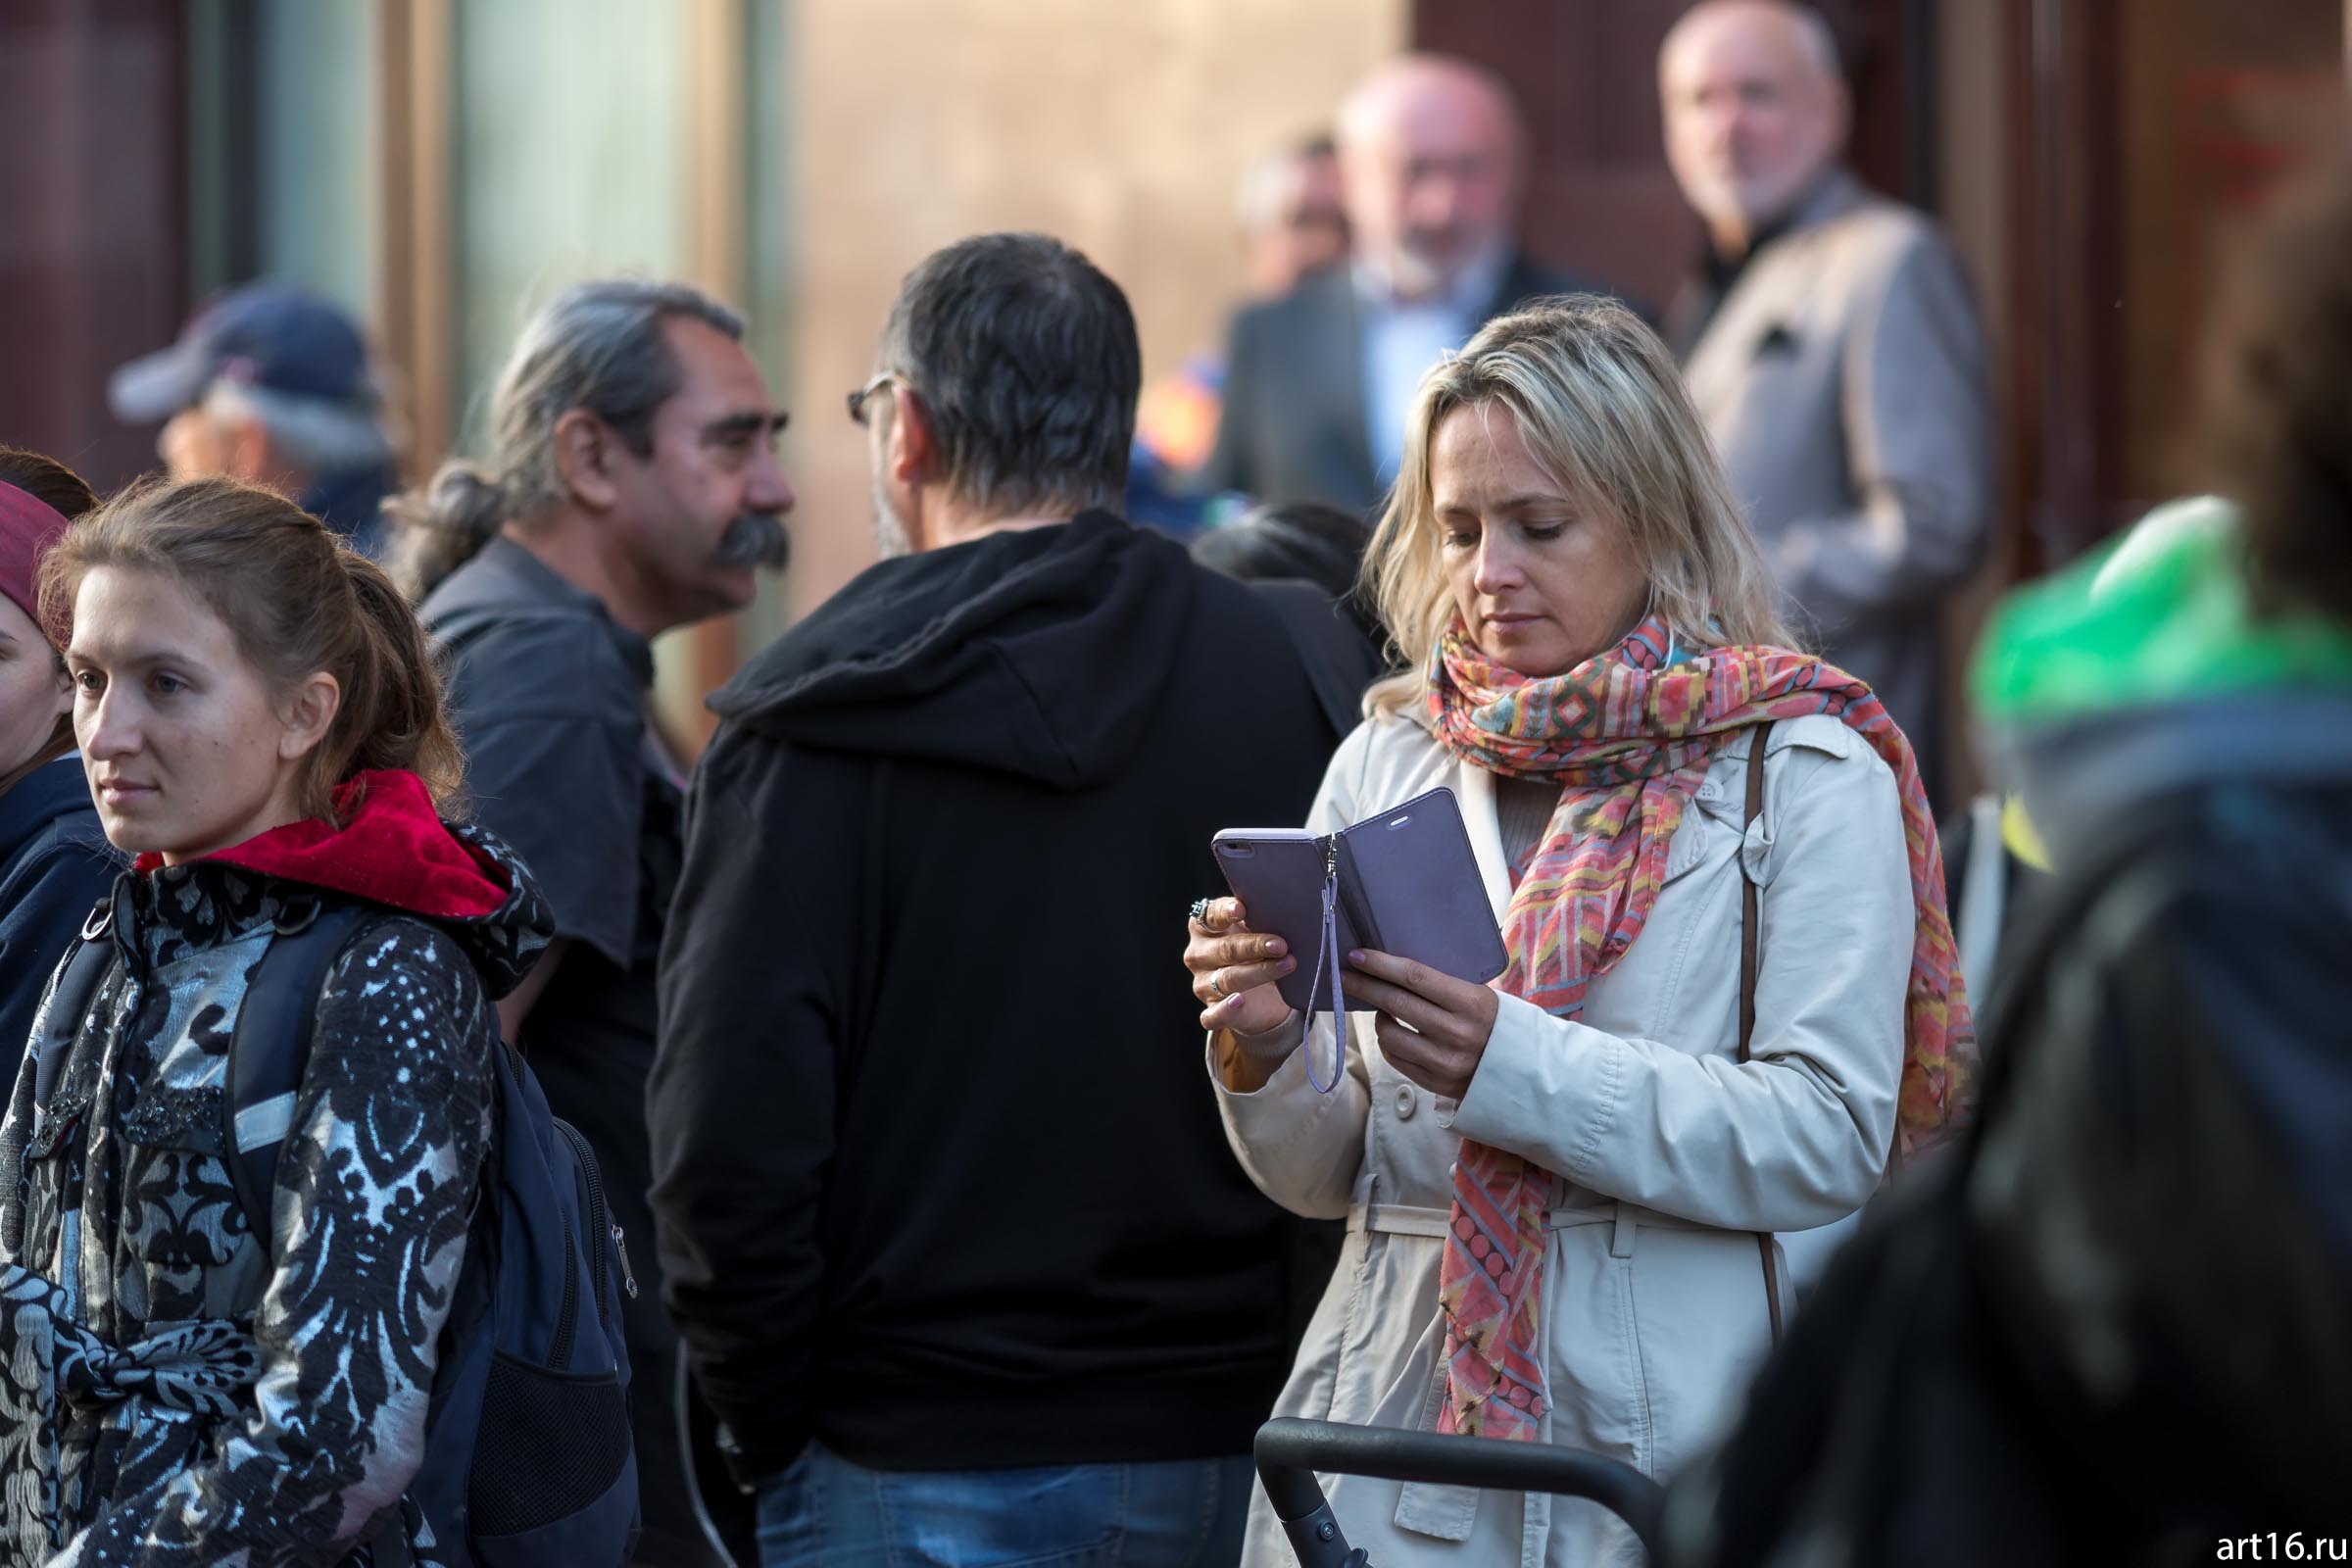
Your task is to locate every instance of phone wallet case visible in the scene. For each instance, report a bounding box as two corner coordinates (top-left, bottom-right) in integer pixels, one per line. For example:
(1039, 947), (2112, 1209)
(1211, 786), (1508, 1014)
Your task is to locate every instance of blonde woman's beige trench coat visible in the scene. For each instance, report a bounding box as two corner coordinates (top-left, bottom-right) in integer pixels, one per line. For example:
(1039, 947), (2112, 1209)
(1212, 708), (1914, 1568)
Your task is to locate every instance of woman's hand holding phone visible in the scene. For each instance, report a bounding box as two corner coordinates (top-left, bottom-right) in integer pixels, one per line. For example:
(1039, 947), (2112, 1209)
(1341, 948), (1499, 1102)
(1185, 897), (1298, 1053)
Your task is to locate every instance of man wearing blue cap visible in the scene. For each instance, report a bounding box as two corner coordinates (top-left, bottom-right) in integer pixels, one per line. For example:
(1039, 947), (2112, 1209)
(109, 282), (401, 559)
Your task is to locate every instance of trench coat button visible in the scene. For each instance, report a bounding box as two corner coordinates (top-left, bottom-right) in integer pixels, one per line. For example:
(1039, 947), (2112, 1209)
(1394, 1084), (1417, 1120)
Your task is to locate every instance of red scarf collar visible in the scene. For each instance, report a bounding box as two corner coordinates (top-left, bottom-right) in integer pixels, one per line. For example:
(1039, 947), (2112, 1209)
(135, 768), (507, 920)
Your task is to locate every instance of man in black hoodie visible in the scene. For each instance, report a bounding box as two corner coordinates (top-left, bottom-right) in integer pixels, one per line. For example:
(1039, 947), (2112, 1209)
(649, 233), (1343, 1566)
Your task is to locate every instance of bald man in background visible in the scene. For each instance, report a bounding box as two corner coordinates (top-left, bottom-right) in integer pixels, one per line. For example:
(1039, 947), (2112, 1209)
(1662, 0), (1991, 803)
(1204, 54), (1615, 514)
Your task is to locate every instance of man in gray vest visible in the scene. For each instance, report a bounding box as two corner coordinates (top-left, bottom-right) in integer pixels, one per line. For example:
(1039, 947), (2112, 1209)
(1661, 0), (1992, 801)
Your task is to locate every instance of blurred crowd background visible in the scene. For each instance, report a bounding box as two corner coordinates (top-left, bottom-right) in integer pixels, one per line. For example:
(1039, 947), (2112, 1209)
(2, 0), (2344, 766)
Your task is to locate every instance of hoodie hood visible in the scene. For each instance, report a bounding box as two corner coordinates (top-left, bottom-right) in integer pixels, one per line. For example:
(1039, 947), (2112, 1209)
(710, 512), (1198, 790)
(1974, 495), (2352, 727)
(1973, 497), (2352, 864)
(133, 767), (555, 998)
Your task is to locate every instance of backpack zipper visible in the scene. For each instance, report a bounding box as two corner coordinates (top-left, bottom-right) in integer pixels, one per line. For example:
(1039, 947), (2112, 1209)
(555, 1119), (618, 1329)
(612, 1222), (639, 1300)
(549, 1228), (580, 1368)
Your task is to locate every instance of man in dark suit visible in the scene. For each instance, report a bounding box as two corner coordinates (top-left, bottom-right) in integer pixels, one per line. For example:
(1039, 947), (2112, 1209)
(1204, 54), (1604, 514)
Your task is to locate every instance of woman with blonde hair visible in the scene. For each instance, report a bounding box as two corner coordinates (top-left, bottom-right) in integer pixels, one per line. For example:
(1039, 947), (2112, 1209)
(1183, 296), (1973, 1565)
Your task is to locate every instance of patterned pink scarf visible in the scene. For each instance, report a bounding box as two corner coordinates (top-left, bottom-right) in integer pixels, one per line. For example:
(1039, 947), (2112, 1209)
(1424, 613), (1975, 1440)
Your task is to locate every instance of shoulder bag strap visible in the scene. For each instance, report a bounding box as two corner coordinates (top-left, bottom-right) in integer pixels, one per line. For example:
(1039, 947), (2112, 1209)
(1740, 721), (1786, 1343)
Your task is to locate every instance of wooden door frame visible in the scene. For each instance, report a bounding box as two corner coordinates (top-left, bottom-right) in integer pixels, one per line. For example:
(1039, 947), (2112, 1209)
(375, 0), (457, 479)
(2002, 0), (2127, 576)
(681, 0), (752, 747)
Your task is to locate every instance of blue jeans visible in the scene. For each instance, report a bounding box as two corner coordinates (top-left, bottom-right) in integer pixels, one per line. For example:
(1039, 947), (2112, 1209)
(756, 1444), (1253, 1568)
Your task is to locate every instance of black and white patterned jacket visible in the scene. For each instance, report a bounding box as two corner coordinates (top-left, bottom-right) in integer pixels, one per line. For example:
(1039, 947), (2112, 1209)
(0, 822), (552, 1567)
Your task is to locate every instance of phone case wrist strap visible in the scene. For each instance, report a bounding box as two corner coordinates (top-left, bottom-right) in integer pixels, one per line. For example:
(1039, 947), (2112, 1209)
(1298, 840), (1348, 1093)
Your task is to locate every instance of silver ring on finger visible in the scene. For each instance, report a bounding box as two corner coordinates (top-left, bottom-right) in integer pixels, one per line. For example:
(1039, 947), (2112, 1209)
(1209, 967), (1229, 1000)
(1190, 898), (1213, 924)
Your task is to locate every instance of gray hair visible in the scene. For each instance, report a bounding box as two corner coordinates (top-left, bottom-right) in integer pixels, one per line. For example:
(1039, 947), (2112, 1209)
(873, 233), (1139, 522)
(384, 277), (745, 601)
(204, 380), (396, 475)
(1785, 2), (1843, 77)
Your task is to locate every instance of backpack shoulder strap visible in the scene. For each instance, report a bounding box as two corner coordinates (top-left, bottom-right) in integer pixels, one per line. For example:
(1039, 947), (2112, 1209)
(1739, 721), (1785, 1343)
(35, 900), (121, 1111)
(222, 900), (373, 1262)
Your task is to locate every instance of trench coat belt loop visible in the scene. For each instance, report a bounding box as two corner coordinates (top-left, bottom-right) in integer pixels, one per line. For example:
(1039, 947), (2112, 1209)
(1345, 1199), (1694, 1249)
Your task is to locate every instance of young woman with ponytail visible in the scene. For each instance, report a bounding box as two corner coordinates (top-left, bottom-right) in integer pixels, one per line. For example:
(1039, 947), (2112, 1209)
(0, 475), (556, 1565)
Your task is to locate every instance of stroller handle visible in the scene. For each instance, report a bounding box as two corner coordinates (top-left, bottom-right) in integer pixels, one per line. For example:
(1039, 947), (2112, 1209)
(1252, 1418), (1667, 1566)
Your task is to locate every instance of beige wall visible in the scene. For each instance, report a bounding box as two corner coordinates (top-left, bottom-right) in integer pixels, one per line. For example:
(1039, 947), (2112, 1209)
(776, 0), (1406, 617)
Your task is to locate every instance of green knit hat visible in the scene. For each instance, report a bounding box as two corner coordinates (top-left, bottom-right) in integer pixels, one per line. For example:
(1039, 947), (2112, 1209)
(1972, 495), (2352, 726)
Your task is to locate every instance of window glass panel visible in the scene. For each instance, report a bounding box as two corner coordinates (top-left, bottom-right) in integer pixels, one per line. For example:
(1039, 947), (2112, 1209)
(739, 0), (801, 657)
(256, 0), (378, 315)
(452, 0), (686, 445)
(186, 0), (376, 316)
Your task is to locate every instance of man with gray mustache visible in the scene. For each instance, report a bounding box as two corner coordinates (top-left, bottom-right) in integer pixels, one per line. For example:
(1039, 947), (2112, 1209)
(388, 276), (794, 1568)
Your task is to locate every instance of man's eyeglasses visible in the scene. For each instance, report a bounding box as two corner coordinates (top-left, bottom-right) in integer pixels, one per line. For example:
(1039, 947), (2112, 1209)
(848, 371), (903, 427)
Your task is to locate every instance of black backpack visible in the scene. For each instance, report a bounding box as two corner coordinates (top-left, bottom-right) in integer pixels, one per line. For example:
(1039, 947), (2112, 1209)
(35, 896), (641, 1566)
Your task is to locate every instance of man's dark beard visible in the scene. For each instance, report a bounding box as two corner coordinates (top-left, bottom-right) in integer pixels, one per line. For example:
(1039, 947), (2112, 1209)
(711, 512), (791, 571)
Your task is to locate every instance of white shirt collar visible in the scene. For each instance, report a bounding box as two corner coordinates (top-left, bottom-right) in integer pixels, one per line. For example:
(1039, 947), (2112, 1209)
(1352, 240), (1512, 319)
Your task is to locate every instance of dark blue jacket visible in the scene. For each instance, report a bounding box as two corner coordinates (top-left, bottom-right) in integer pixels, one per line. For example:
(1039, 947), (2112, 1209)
(303, 466), (397, 562)
(0, 758), (119, 1076)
